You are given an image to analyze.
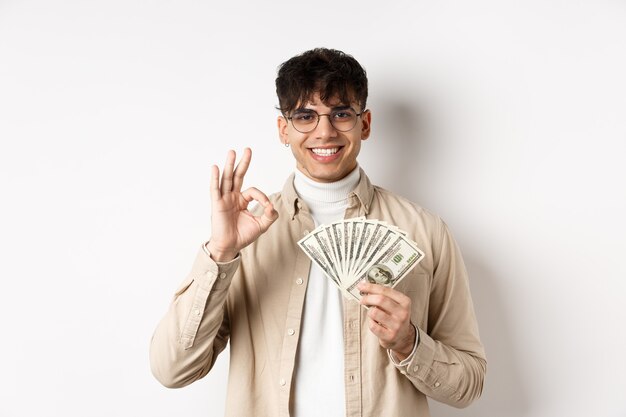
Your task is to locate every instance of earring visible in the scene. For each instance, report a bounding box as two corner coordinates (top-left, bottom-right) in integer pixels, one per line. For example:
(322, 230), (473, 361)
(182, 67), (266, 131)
(285, 143), (290, 147)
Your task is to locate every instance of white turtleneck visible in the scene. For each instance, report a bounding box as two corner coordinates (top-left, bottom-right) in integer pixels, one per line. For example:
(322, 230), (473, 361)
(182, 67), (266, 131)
(292, 167), (361, 417)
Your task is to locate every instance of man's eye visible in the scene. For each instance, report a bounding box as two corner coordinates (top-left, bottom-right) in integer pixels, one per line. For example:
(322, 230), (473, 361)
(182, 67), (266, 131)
(333, 111), (353, 119)
(293, 113), (316, 122)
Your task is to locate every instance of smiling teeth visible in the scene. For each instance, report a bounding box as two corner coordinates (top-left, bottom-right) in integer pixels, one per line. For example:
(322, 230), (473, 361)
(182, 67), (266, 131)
(312, 148), (339, 156)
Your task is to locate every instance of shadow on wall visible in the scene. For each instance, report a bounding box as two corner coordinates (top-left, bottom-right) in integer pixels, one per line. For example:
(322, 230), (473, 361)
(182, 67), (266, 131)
(362, 98), (529, 417)
(360, 98), (432, 202)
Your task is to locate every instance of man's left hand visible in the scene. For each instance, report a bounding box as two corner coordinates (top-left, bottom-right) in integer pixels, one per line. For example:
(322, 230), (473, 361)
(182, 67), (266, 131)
(358, 281), (416, 361)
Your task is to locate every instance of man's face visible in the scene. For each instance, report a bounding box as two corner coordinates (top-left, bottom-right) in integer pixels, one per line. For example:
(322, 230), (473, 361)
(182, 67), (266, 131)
(278, 92), (371, 183)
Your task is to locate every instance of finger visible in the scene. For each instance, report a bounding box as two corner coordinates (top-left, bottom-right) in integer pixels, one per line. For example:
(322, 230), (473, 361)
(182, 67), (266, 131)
(360, 292), (400, 315)
(232, 147), (252, 192)
(241, 187), (278, 232)
(210, 165), (221, 202)
(258, 202), (279, 232)
(367, 306), (394, 329)
(220, 150), (236, 194)
(241, 187), (272, 208)
(368, 318), (385, 334)
(358, 281), (410, 307)
(367, 317), (393, 342)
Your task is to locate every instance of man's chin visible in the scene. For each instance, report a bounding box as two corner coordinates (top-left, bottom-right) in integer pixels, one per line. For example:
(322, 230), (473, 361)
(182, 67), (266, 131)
(300, 163), (357, 183)
(297, 166), (337, 183)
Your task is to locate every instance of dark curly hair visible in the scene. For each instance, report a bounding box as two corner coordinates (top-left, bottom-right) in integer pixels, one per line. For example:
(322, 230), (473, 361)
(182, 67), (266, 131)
(275, 48), (368, 115)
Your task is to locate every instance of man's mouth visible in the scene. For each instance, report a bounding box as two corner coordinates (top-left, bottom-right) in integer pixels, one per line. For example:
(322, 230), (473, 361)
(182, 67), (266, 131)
(310, 147), (340, 156)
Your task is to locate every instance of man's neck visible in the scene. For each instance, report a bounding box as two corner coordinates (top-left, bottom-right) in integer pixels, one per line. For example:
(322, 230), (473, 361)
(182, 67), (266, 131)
(293, 167), (361, 219)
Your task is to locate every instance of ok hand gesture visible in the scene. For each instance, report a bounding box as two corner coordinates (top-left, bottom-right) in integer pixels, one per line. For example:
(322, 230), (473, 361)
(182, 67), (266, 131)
(206, 148), (278, 262)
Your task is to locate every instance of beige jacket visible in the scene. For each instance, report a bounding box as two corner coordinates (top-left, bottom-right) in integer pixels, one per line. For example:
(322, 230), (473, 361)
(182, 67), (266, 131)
(150, 169), (486, 417)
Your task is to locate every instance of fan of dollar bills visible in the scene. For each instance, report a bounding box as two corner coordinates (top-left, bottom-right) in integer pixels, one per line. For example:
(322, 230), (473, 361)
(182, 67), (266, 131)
(297, 218), (425, 302)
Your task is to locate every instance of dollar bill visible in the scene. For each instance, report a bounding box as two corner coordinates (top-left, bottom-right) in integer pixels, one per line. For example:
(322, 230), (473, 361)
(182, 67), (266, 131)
(346, 234), (424, 300)
(330, 222), (345, 278)
(297, 227), (340, 286)
(298, 218), (425, 302)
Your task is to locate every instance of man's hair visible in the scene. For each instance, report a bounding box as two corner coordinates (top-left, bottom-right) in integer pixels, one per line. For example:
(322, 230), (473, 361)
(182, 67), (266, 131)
(275, 48), (368, 115)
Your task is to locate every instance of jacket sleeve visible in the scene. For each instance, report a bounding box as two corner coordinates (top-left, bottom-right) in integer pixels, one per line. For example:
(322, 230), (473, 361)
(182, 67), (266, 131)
(149, 246), (240, 388)
(390, 221), (487, 408)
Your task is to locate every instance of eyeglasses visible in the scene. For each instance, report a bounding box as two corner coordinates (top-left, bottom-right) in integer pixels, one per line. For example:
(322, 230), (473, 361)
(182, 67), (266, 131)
(286, 107), (365, 133)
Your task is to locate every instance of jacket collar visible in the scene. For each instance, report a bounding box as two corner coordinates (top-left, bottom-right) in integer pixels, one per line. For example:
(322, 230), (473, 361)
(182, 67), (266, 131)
(282, 167), (375, 220)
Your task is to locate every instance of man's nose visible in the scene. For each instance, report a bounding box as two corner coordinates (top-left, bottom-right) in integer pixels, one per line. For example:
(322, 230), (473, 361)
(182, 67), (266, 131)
(314, 114), (337, 138)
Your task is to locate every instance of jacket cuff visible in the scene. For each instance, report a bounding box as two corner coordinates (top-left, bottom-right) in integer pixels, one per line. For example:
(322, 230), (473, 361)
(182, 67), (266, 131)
(387, 323), (420, 366)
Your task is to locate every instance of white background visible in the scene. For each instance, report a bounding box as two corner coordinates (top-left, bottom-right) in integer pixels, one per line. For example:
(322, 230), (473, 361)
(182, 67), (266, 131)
(1, 1), (625, 416)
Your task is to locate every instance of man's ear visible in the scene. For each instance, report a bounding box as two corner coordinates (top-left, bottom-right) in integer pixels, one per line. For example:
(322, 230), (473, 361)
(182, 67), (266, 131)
(360, 109), (372, 141)
(277, 116), (289, 145)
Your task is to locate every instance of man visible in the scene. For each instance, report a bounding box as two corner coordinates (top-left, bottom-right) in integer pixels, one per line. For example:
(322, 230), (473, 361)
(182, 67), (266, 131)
(150, 48), (486, 417)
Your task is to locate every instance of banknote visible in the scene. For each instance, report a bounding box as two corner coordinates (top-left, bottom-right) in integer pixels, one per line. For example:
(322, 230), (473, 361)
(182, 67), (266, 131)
(298, 228), (340, 286)
(298, 219), (425, 302)
(345, 234), (424, 301)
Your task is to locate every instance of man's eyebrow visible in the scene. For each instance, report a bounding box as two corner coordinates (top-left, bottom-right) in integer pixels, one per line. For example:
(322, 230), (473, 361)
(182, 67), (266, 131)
(294, 104), (353, 113)
(331, 105), (352, 111)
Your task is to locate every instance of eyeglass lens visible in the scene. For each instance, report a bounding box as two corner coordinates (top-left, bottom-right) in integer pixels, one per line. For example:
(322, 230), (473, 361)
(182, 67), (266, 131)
(290, 108), (359, 133)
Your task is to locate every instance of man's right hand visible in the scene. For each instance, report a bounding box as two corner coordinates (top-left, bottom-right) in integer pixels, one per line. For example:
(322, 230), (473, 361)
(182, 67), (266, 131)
(206, 148), (279, 262)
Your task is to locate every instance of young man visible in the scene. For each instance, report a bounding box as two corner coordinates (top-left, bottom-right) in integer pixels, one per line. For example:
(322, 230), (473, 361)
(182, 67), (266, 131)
(150, 48), (486, 417)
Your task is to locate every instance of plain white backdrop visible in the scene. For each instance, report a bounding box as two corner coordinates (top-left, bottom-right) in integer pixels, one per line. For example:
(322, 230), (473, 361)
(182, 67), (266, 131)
(1, 1), (625, 416)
